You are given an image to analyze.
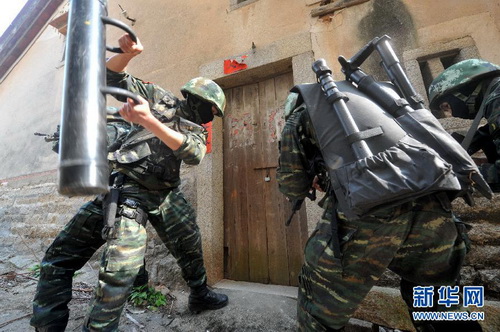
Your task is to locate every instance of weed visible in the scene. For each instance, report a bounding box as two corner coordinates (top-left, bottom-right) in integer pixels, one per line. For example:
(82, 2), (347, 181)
(29, 264), (41, 278)
(128, 285), (168, 311)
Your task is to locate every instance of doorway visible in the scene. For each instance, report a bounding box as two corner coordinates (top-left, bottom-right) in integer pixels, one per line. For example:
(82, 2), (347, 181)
(223, 72), (308, 286)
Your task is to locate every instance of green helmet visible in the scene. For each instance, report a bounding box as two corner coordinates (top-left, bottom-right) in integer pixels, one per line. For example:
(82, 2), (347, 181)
(181, 77), (226, 117)
(428, 59), (500, 110)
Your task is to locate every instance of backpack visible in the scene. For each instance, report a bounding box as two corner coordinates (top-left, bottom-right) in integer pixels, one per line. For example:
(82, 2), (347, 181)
(291, 36), (492, 220)
(293, 81), (462, 220)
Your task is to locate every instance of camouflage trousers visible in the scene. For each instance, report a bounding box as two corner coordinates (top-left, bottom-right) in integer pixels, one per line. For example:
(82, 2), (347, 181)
(30, 184), (206, 331)
(297, 194), (467, 331)
(478, 159), (500, 192)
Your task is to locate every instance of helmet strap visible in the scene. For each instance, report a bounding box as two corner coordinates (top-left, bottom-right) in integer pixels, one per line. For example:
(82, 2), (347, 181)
(453, 81), (483, 117)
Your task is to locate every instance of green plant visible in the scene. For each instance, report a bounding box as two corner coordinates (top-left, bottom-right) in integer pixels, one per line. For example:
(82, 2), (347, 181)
(128, 285), (168, 310)
(29, 264), (41, 278)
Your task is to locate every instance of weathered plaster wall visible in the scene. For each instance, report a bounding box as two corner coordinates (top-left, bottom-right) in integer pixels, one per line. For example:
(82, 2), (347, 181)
(104, 0), (311, 93)
(0, 27), (64, 178)
(309, 0), (500, 83)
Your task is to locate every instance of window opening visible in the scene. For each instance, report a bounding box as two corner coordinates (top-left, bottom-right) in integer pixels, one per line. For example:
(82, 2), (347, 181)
(417, 50), (461, 111)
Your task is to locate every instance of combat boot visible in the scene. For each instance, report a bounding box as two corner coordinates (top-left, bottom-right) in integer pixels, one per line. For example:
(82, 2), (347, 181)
(188, 283), (228, 313)
(35, 323), (67, 332)
(33, 314), (68, 332)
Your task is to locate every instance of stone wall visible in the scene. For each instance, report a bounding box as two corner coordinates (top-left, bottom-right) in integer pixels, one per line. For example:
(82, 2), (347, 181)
(442, 119), (500, 300)
(0, 173), (91, 274)
(0, 171), (192, 290)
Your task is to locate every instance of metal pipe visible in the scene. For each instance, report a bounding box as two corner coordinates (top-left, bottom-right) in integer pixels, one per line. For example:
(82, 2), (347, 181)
(58, 0), (109, 196)
(374, 35), (425, 110)
(312, 59), (373, 159)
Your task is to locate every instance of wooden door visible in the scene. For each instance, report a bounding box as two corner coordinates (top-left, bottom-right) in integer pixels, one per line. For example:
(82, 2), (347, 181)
(223, 72), (309, 286)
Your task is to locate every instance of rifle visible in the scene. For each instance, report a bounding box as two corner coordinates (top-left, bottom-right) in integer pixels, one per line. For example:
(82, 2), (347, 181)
(285, 189), (316, 226)
(284, 138), (327, 226)
(34, 131), (59, 142)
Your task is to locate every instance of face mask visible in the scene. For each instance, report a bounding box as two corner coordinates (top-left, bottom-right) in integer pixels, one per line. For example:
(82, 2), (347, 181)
(445, 81), (483, 119)
(198, 102), (214, 124)
(188, 96), (214, 124)
(440, 95), (472, 119)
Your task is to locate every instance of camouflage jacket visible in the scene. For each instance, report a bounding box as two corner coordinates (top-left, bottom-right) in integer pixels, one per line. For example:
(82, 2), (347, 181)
(106, 69), (207, 190)
(277, 102), (327, 201)
(477, 78), (500, 188)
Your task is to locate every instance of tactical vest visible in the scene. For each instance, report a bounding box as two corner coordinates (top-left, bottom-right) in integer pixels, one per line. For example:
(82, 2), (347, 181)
(109, 129), (182, 190)
(292, 81), (463, 220)
(106, 115), (203, 190)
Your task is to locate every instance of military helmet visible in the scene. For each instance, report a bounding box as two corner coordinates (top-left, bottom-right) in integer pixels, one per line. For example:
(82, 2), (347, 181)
(181, 77), (226, 117)
(428, 59), (500, 110)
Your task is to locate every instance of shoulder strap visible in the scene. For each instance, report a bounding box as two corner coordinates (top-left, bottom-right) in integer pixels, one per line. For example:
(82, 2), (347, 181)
(461, 77), (500, 150)
(120, 115), (206, 149)
(121, 129), (156, 148)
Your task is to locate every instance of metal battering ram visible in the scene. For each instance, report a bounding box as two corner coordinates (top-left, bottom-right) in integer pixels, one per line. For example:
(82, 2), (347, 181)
(59, 0), (140, 196)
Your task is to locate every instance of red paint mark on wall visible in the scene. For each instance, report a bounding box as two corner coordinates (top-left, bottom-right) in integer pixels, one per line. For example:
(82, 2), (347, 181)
(202, 122), (212, 153)
(224, 56), (248, 74)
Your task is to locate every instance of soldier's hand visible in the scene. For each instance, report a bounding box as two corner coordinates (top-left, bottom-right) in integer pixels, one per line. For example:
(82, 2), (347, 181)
(118, 33), (143, 56)
(119, 96), (155, 126)
(312, 175), (324, 192)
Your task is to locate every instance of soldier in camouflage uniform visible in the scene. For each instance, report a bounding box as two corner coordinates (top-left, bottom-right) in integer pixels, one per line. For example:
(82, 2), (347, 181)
(429, 59), (500, 192)
(30, 34), (228, 332)
(277, 92), (482, 331)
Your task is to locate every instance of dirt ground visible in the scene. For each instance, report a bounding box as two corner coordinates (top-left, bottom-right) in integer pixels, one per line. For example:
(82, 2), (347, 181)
(0, 265), (299, 332)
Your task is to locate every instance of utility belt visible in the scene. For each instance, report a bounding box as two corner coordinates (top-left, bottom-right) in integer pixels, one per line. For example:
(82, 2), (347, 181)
(102, 172), (148, 240)
(326, 191), (454, 259)
(118, 197), (148, 226)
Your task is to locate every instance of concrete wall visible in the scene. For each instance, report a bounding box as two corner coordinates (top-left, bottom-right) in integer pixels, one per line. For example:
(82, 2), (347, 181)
(1, 0), (499, 296)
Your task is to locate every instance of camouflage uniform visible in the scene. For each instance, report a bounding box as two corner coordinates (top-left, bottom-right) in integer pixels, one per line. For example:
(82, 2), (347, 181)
(277, 104), (471, 331)
(429, 59), (500, 191)
(31, 70), (223, 331)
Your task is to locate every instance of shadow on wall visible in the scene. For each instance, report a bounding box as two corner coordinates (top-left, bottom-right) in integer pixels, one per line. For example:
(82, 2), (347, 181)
(357, 0), (417, 80)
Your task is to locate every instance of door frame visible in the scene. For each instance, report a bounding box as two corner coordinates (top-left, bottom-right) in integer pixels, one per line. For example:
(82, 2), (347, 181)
(195, 50), (318, 285)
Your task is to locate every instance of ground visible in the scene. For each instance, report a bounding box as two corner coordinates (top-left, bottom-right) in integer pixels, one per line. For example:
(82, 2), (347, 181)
(2, 263), (499, 331)
(0, 266), (299, 332)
